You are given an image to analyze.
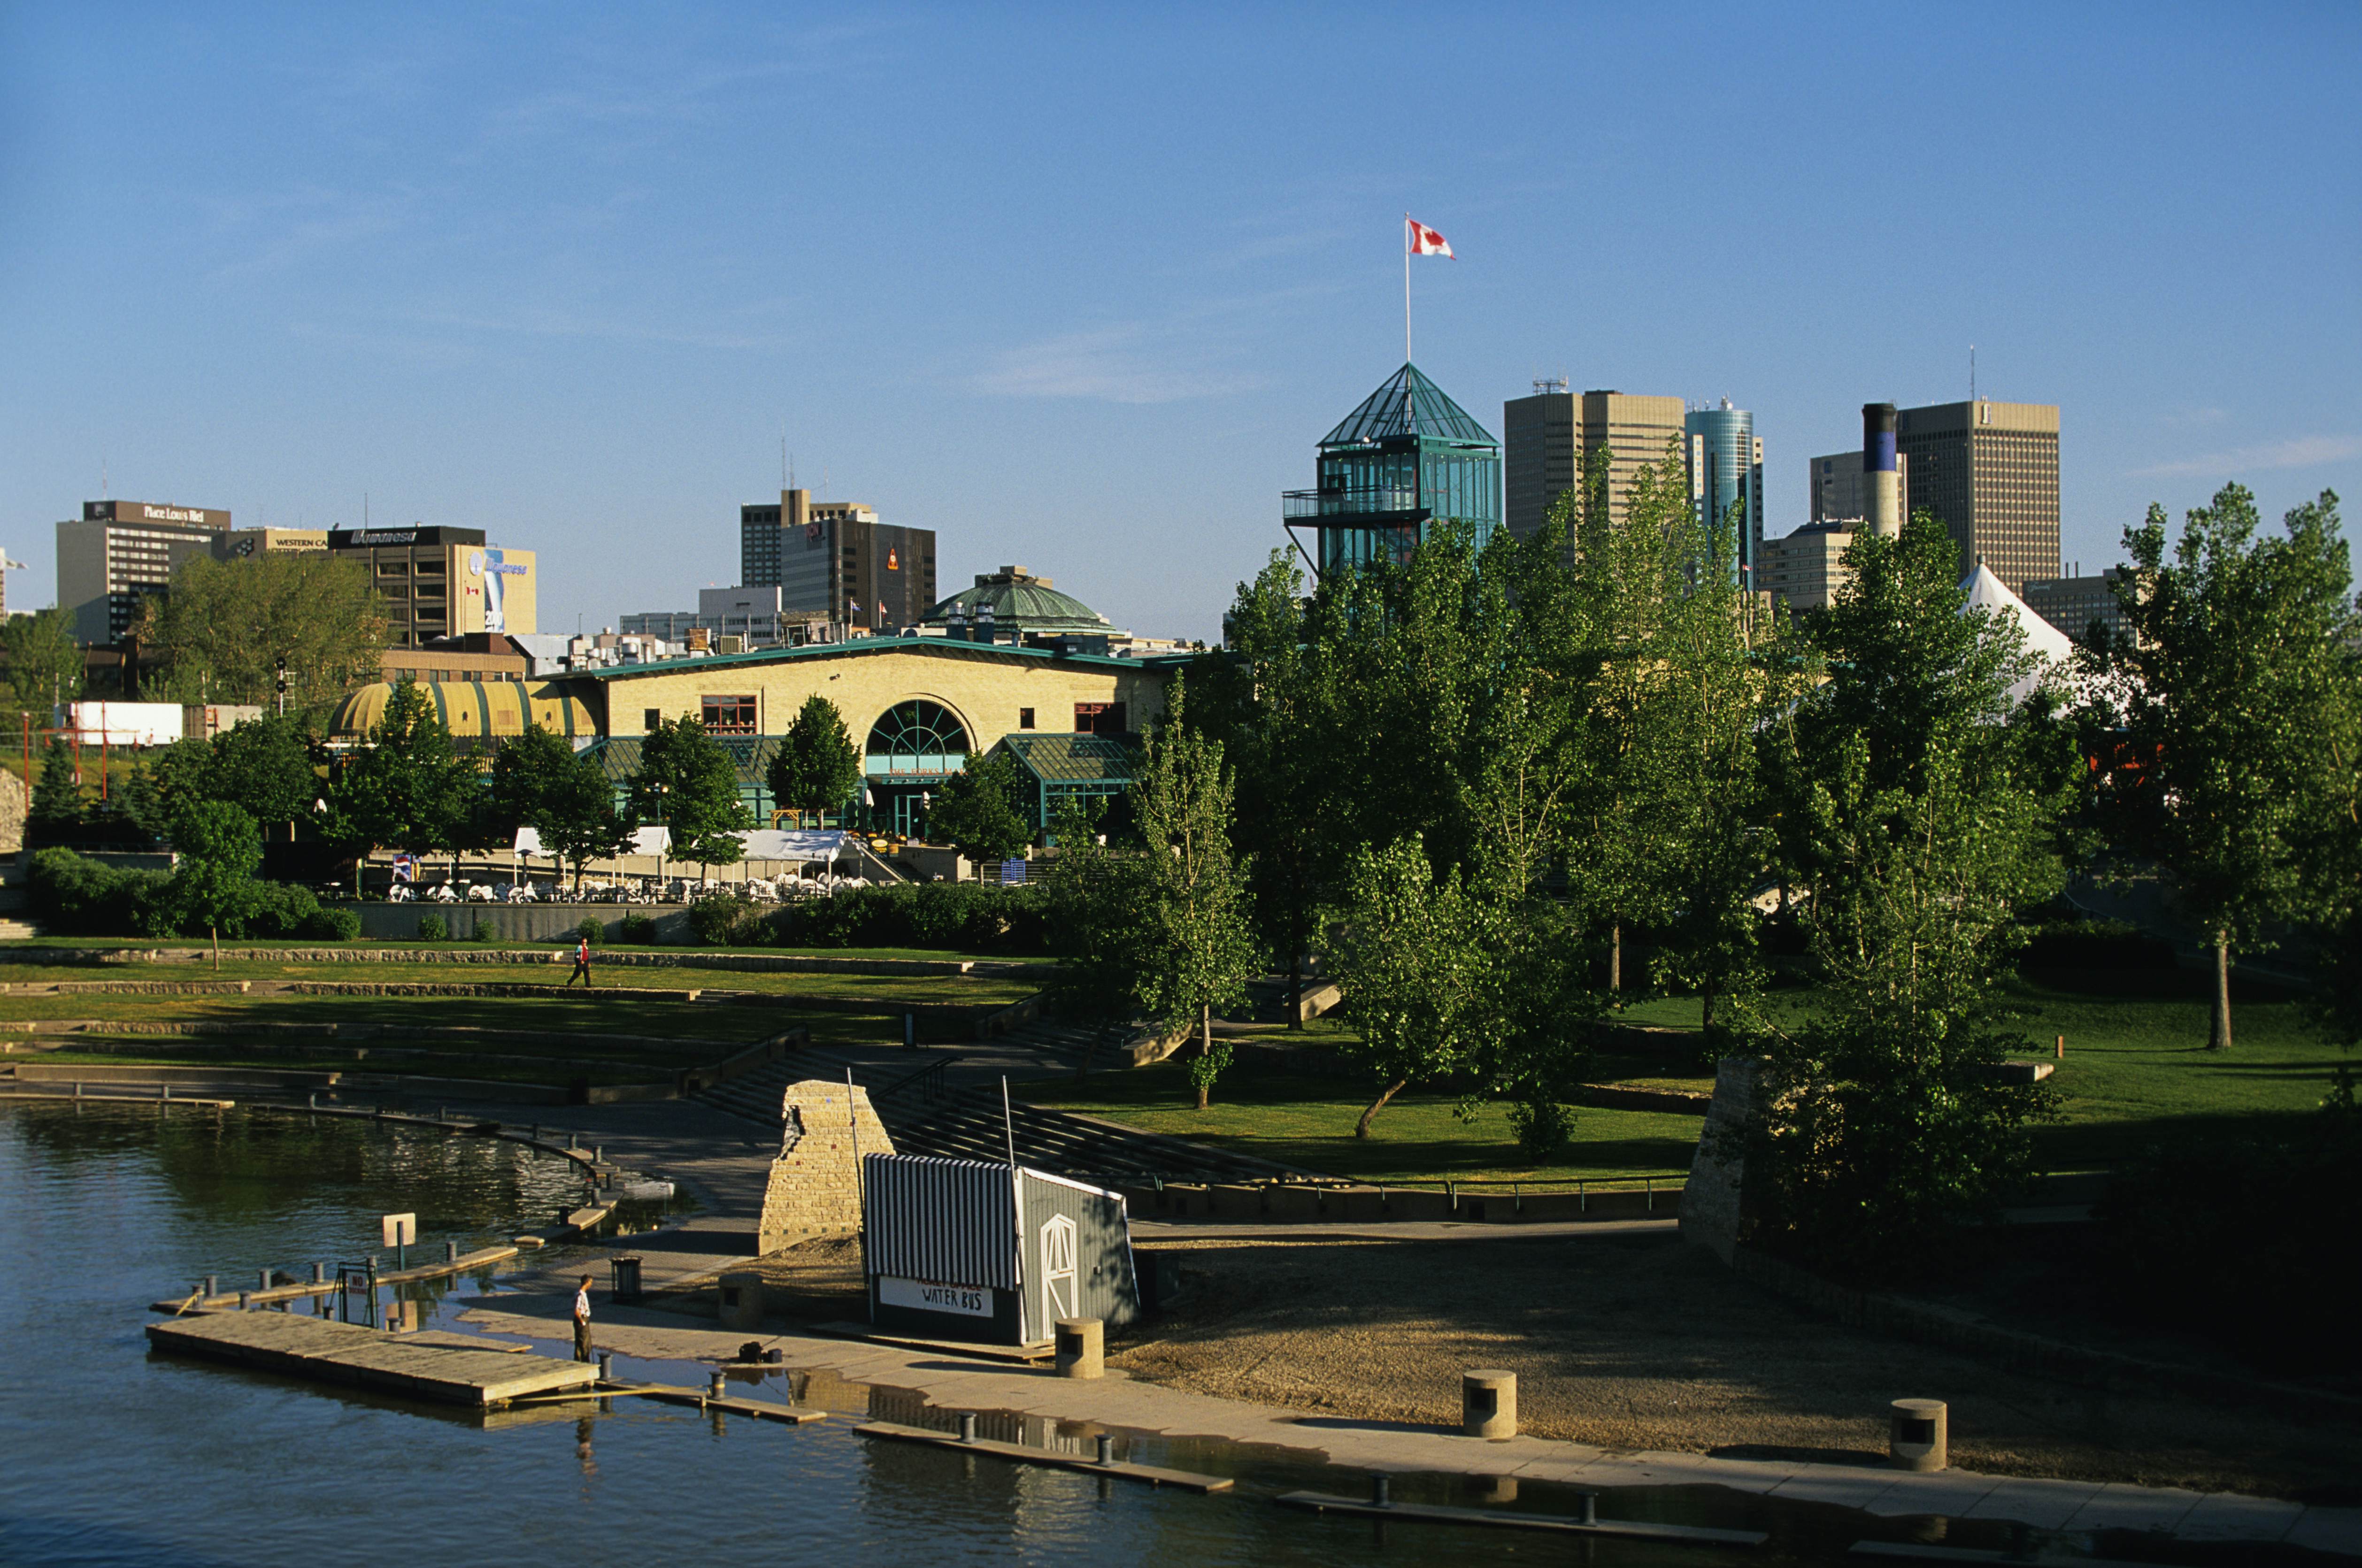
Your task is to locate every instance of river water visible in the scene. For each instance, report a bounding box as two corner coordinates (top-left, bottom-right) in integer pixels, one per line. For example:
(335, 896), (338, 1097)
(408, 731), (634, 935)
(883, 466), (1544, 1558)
(0, 1100), (2215, 1568)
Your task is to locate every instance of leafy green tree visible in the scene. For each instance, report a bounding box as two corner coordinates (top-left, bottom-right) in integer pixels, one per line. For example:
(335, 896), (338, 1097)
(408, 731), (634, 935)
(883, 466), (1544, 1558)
(492, 724), (639, 894)
(766, 695), (861, 826)
(26, 736), (84, 844)
(209, 715), (321, 840)
(1040, 795), (1154, 1068)
(2084, 485), (2355, 1049)
(925, 751), (1032, 868)
(162, 798), (263, 968)
(631, 716), (753, 879)
(321, 680), (477, 894)
(1, 608), (85, 715)
(1127, 686), (1260, 1108)
(134, 551), (388, 712)
(1330, 834), (1501, 1138)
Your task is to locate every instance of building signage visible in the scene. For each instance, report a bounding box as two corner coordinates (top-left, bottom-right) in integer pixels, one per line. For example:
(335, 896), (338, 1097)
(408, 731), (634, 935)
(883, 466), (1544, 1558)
(346, 529), (421, 546)
(877, 1274), (991, 1317)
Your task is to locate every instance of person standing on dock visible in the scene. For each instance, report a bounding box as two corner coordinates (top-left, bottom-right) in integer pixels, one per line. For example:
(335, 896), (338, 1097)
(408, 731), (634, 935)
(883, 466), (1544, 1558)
(573, 1274), (594, 1361)
(566, 936), (592, 988)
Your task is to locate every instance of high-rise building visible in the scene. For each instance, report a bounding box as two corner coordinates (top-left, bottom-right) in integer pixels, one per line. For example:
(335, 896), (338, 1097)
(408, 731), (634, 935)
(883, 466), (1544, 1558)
(1896, 399), (2060, 592)
(742, 488), (936, 629)
(2021, 569), (2135, 649)
(1685, 400), (1763, 587)
(1283, 364), (1500, 577)
(1502, 385), (1686, 540)
(56, 500), (232, 643)
(324, 526), (538, 648)
(1808, 447), (1911, 526)
(1757, 521), (1856, 612)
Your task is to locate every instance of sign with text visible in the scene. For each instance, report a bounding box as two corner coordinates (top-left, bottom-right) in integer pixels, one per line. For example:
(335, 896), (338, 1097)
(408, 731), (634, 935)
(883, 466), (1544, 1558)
(877, 1274), (990, 1318)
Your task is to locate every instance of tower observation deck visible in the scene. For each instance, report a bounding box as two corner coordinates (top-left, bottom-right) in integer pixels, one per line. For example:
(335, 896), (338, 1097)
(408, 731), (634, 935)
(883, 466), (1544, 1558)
(1281, 363), (1501, 578)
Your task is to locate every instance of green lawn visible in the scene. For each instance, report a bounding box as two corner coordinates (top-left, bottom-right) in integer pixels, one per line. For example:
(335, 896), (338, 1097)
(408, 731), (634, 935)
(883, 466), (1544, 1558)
(1, 936), (1050, 968)
(1025, 1056), (1700, 1184)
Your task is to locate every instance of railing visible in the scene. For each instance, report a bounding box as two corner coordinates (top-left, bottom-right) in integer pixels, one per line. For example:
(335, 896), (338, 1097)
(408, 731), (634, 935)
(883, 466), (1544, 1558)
(872, 1055), (952, 1107)
(1281, 488), (1425, 521)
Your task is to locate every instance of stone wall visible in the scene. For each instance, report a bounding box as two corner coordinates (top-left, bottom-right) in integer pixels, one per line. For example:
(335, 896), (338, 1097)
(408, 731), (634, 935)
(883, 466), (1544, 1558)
(0, 771), (26, 855)
(756, 1079), (897, 1253)
(1679, 1055), (1763, 1262)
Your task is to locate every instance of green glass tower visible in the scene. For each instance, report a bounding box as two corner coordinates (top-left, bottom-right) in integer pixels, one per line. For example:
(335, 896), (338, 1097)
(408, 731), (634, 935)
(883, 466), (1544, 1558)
(1282, 364), (1501, 578)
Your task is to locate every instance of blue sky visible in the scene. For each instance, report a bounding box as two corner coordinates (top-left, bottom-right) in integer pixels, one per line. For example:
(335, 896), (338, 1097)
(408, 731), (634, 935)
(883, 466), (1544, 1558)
(3, 3), (2356, 642)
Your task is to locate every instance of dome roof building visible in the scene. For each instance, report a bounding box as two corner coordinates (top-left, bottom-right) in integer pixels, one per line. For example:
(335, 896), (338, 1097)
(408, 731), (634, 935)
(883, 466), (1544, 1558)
(918, 566), (1124, 640)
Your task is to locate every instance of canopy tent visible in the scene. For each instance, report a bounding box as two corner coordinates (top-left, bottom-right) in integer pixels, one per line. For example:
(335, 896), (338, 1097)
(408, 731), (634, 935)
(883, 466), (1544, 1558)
(739, 828), (851, 863)
(1961, 563), (2073, 704)
(512, 825), (671, 858)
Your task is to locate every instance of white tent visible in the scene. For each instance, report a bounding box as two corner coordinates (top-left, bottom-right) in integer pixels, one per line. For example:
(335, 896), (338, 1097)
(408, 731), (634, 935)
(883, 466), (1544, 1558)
(1961, 563), (2073, 703)
(739, 829), (850, 863)
(512, 825), (671, 858)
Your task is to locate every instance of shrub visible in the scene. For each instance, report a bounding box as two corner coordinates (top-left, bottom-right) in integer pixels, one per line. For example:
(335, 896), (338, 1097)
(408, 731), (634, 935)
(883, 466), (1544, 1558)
(471, 919), (499, 944)
(686, 892), (754, 946)
(575, 916), (603, 945)
(1508, 1099), (1576, 1159)
(753, 882), (1051, 953)
(305, 906), (362, 941)
(26, 848), (166, 935)
(229, 880), (323, 940)
(417, 913), (449, 942)
(2019, 919), (2174, 974)
(617, 913), (658, 945)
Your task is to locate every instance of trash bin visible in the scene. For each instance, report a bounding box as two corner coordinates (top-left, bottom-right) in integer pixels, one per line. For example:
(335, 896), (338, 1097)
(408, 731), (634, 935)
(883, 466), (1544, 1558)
(610, 1254), (643, 1304)
(1462, 1369), (1517, 1440)
(716, 1271), (764, 1332)
(1889, 1399), (1947, 1472)
(1054, 1317), (1104, 1380)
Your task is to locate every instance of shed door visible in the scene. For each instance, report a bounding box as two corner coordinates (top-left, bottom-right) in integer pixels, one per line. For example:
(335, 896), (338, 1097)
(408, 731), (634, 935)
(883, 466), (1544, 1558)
(1038, 1214), (1077, 1330)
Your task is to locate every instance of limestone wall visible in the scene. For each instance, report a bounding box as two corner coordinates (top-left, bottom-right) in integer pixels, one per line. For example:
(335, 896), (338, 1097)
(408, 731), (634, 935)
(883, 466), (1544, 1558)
(756, 1079), (897, 1253)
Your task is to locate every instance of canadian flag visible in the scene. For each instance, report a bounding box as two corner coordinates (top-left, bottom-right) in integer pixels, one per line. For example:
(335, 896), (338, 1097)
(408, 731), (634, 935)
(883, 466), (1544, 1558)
(1408, 218), (1453, 258)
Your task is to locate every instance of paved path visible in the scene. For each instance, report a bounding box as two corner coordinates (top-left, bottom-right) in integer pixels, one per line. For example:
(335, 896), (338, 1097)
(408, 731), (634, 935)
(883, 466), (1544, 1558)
(452, 1296), (2362, 1557)
(1131, 1216), (1678, 1243)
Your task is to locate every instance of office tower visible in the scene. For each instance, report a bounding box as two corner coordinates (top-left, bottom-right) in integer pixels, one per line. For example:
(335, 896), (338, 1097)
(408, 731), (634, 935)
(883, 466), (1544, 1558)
(323, 526), (538, 647)
(56, 500), (231, 643)
(1503, 385), (1687, 540)
(2021, 569), (2135, 648)
(1808, 447), (1910, 525)
(1897, 399), (2061, 591)
(1757, 522), (1855, 611)
(1283, 364), (1500, 578)
(744, 488), (935, 628)
(1685, 399), (1763, 585)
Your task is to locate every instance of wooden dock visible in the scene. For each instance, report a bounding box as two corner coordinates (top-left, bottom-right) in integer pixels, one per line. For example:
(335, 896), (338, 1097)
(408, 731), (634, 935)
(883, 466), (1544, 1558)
(856, 1420), (1233, 1492)
(1277, 1490), (1767, 1546)
(149, 1245), (520, 1314)
(146, 1310), (596, 1407)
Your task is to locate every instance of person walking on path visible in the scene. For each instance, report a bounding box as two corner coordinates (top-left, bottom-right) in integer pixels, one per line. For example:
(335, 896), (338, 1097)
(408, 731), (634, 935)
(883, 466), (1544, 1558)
(573, 1273), (595, 1361)
(566, 935), (592, 988)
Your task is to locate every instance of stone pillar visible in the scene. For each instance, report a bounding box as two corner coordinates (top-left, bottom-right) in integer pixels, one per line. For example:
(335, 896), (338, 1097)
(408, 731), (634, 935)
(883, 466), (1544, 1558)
(716, 1271), (764, 1332)
(1889, 1399), (1948, 1472)
(1054, 1317), (1104, 1379)
(1462, 1369), (1517, 1440)
(1681, 1056), (1765, 1261)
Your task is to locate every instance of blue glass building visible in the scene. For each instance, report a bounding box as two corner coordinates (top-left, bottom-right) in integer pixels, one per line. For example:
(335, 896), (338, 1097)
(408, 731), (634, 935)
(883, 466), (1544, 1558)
(1685, 400), (1763, 589)
(1282, 364), (1502, 578)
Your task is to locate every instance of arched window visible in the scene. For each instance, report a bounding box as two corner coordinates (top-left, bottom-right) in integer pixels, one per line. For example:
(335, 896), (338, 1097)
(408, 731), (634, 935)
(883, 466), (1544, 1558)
(864, 700), (969, 776)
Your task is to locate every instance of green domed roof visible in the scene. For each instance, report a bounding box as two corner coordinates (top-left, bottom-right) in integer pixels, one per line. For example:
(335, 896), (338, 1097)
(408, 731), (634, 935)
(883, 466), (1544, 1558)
(920, 568), (1118, 637)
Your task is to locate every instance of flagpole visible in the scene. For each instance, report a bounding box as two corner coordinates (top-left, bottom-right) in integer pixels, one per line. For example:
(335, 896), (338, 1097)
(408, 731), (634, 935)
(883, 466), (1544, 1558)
(1402, 213), (1412, 366)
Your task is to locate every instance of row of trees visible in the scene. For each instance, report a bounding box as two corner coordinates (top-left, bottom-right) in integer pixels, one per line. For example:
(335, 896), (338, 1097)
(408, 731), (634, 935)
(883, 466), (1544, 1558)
(1029, 437), (2353, 1270)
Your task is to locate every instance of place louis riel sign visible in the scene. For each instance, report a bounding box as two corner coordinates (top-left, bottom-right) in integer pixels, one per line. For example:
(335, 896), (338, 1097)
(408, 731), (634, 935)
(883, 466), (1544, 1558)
(878, 1274), (989, 1317)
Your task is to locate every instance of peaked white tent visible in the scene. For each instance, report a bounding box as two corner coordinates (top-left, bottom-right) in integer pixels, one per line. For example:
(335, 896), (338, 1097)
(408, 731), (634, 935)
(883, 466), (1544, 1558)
(1961, 563), (2073, 703)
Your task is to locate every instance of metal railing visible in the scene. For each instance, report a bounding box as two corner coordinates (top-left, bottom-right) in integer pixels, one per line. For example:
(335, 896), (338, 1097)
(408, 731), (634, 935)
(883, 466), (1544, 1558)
(1281, 488), (1425, 521)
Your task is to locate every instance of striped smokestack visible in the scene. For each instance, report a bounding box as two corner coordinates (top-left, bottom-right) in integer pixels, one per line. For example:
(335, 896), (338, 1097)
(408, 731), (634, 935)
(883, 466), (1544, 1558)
(1862, 402), (1900, 537)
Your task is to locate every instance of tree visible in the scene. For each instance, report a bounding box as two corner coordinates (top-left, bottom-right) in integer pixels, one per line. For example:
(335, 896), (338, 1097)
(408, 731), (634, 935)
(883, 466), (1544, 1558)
(208, 716), (322, 839)
(133, 551), (388, 712)
(766, 695), (861, 826)
(0, 608), (85, 716)
(925, 751), (1031, 869)
(26, 737), (84, 845)
(1329, 834), (1500, 1137)
(492, 724), (639, 893)
(162, 798), (263, 969)
(631, 717), (753, 881)
(1127, 686), (1260, 1108)
(321, 680), (478, 894)
(1040, 795), (1155, 1069)
(2084, 485), (2355, 1050)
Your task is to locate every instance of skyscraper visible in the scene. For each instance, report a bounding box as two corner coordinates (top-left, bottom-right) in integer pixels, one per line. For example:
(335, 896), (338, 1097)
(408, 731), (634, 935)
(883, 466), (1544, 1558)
(56, 500), (231, 643)
(1502, 385), (1687, 540)
(740, 487), (936, 630)
(1685, 399), (1763, 586)
(1896, 400), (2060, 591)
(1282, 364), (1500, 578)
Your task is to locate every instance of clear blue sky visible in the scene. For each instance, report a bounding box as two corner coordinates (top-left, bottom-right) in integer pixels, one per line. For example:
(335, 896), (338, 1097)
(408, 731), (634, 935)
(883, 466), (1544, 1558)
(3, 3), (2356, 642)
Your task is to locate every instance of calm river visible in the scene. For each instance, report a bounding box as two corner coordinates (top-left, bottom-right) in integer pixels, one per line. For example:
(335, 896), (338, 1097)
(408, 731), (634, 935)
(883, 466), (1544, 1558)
(0, 1100), (2080, 1567)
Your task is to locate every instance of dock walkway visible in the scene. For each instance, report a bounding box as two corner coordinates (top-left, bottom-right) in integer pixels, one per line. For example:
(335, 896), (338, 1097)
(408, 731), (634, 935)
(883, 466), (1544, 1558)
(146, 1311), (595, 1407)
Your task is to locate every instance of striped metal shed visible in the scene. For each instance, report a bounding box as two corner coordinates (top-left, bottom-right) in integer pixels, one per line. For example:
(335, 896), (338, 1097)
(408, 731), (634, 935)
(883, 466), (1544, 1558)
(862, 1153), (1139, 1346)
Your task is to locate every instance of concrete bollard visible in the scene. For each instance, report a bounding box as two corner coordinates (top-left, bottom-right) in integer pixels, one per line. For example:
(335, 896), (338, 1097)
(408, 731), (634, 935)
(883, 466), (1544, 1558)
(958, 1412), (978, 1444)
(203, 1274), (218, 1300)
(597, 1351), (613, 1382)
(707, 1370), (727, 1401)
(1462, 1369), (1517, 1440)
(1369, 1474), (1390, 1507)
(1095, 1434), (1114, 1466)
(445, 1240), (458, 1264)
(716, 1271), (764, 1332)
(1054, 1317), (1104, 1380)
(1889, 1399), (1948, 1472)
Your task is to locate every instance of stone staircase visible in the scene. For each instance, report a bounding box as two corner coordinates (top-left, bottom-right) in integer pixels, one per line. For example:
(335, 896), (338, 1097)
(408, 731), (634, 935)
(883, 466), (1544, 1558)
(695, 1024), (1300, 1184)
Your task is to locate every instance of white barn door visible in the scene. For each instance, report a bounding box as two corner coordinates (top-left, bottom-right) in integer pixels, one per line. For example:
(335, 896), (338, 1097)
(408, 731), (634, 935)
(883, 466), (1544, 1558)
(1038, 1213), (1077, 1333)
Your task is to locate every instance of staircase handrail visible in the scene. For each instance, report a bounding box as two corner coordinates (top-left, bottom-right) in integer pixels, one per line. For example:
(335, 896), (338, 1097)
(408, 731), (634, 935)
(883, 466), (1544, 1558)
(871, 1054), (952, 1106)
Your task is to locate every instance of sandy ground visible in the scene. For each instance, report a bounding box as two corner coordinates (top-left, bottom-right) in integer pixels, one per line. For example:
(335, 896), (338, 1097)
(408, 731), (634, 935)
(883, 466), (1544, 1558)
(1108, 1231), (2362, 1503)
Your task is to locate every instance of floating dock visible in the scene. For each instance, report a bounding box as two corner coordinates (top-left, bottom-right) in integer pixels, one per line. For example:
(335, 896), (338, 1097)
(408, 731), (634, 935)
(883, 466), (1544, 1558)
(146, 1311), (596, 1407)
(1277, 1490), (1769, 1546)
(856, 1420), (1233, 1492)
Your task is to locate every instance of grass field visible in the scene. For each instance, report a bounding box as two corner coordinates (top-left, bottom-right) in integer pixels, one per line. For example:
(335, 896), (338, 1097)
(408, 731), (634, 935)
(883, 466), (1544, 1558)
(4, 934), (1052, 968)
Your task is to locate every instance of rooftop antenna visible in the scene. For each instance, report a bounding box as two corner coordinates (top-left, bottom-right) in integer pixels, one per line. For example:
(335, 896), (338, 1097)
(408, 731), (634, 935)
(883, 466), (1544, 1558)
(781, 426), (787, 489)
(100, 457), (108, 500)
(1970, 345), (1977, 402)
